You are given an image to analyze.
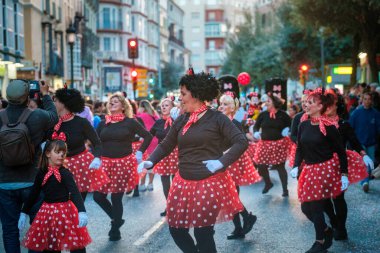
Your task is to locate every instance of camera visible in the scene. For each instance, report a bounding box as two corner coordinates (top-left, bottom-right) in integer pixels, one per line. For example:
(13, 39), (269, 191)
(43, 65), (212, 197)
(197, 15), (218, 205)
(29, 80), (43, 108)
(29, 80), (40, 92)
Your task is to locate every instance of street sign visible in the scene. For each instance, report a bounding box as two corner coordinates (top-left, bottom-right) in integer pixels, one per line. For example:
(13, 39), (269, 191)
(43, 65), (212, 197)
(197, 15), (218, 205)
(135, 68), (148, 97)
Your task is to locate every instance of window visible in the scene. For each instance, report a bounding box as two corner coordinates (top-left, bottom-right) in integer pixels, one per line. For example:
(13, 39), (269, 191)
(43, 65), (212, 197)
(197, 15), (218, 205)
(191, 12), (200, 19)
(208, 12), (215, 21)
(192, 26), (200, 33)
(191, 41), (200, 48)
(208, 40), (215, 50)
(261, 13), (266, 27)
(103, 37), (111, 51)
(103, 8), (110, 29)
(191, 54), (200, 63)
(131, 16), (135, 32)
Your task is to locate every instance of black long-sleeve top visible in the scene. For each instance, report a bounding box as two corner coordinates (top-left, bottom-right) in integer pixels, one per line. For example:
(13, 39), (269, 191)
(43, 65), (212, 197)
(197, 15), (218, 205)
(294, 121), (348, 173)
(149, 109), (248, 180)
(55, 116), (102, 157)
(22, 167), (85, 214)
(290, 111), (304, 143)
(150, 119), (171, 143)
(338, 119), (364, 153)
(97, 118), (153, 158)
(253, 110), (292, 140)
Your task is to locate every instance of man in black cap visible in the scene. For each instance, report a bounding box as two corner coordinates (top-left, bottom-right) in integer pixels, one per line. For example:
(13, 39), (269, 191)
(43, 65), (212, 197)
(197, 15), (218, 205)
(0, 79), (58, 253)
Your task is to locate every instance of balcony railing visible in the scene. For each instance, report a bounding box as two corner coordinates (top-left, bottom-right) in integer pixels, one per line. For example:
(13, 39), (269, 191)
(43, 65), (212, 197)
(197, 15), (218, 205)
(46, 53), (64, 77)
(98, 21), (123, 31)
(96, 51), (129, 62)
(169, 35), (184, 47)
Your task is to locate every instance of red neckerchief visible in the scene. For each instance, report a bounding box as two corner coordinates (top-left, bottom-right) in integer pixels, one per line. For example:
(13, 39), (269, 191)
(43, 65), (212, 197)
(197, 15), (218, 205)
(310, 115), (339, 136)
(182, 104), (208, 135)
(300, 112), (309, 122)
(327, 115), (340, 128)
(42, 166), (61, 186)
(163, 115), (173, 129)
(54, 113), (74, 132)
(269, 108), (277, 119)
(105, 113), (125, 124)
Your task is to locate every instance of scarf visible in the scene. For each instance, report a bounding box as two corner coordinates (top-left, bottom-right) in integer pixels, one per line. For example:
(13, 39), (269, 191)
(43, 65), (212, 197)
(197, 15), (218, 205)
(182, 104), (208, 135)
(54, 113), (74, 132)
(42, 166), (61, 186)
(310, 115), (339, 136)
(269, 108), (277, 119)
(163, 115), (173, 129)
(105, 113), (125, 124)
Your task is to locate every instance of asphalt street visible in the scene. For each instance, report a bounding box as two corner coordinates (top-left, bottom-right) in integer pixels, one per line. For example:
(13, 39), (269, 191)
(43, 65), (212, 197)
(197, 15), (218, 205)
(3, 169), (380, 253)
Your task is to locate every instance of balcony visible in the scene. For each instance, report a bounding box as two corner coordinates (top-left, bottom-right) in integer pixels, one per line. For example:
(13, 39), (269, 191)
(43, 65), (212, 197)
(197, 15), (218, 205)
(205, 49), (225, 66)
(98, 21), (123, 31)
(169, 35), (184, 47)
(96, 51), (129, 62)
(82, 27), (100, 68)
(205, 23), (227, 38)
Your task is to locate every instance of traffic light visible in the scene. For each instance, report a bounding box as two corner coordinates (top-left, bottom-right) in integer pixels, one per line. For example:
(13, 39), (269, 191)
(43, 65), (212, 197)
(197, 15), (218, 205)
(299, 64), (309, 85)
(128, 38), (138, 59)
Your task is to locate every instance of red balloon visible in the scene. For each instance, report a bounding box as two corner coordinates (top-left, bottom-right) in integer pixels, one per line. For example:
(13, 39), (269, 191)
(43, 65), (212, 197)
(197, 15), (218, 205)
(237, 72), (251, 86)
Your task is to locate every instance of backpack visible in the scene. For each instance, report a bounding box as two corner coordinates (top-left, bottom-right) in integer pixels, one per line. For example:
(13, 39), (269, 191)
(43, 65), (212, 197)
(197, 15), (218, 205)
(0, 109), (35, 167)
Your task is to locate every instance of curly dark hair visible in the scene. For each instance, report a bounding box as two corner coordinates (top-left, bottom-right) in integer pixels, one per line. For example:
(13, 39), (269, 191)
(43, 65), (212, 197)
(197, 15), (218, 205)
(179, 72), (220, 102)
(54, 88), (85, 113)
(268, 94), (284, 110)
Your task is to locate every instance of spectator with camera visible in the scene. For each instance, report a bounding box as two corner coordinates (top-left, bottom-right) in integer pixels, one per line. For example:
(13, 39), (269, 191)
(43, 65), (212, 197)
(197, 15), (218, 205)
(0, 79), (58, 253)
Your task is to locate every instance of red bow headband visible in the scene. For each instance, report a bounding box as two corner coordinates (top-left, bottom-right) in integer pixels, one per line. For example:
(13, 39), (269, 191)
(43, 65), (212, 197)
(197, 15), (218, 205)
(224, 91), (235, 98)
(51, 132), (67, 142)
(187, 67), (194, 75)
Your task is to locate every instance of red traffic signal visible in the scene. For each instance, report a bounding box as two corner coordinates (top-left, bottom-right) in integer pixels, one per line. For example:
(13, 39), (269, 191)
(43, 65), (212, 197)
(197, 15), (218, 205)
(128, 38), (139, 59)
(300, 64), (309, 72)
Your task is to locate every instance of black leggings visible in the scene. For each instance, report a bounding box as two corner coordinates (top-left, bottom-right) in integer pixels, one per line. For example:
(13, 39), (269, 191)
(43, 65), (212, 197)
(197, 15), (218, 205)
(161, 175), (174, 199)
(301, 200), (328, 240)
(80, 192), (88, 202)
(93, 192), (124, 222)
(324, 192), (347, 230)
(232, 186), (249, 230)
(169, 226), (216, 253)
(257, 163), (288, 191)
(43, 249), (86, 253)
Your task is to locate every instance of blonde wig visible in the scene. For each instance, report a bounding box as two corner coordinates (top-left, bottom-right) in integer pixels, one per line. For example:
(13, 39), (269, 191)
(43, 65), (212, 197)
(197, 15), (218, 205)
(107, 92), (133, 118)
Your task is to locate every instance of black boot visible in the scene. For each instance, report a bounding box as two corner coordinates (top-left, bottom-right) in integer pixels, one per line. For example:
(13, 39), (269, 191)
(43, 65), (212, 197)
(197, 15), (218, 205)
(160, 210), (167, 217)
(323, 227), (333, 250)
(333, 228), (348, 240)
(227, 228), (245, 240)
(305, 241), (327, 253)
(262, 182), (273, 194)
(132, 185), (139, 197)
(109, 219), (125, 241)
(242, 213), (257, 234)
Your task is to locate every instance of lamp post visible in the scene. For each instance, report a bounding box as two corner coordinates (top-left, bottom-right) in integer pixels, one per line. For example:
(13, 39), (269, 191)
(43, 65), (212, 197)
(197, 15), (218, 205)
(66, 23), (76, 87)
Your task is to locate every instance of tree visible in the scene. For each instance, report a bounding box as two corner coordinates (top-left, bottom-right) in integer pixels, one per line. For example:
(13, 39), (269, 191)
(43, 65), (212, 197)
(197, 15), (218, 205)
(290, 0), (380, 83)
(161, 62), (184, 92)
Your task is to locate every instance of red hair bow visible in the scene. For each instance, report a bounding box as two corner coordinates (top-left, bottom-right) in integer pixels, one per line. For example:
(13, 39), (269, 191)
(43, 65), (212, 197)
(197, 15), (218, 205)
(51, 132), (67, 142)
(225, 91), (235, 98)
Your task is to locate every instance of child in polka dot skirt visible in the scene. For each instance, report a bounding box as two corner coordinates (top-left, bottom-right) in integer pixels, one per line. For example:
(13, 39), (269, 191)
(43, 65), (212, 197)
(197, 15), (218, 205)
(18, 139), (91, 253)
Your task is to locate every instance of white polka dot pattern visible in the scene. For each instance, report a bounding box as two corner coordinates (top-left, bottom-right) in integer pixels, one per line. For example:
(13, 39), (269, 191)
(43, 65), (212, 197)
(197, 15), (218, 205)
(254, 137), (291, 165)
(227, 150), (261, 186)
(153, 147), (179, 176)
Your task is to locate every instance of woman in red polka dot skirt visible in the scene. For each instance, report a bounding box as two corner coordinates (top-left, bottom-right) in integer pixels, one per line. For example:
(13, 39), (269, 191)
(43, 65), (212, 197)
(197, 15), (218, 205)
(138, 71), (247, 253)
(53, 87), (110, 201)
(150, 98), (179, 217)
(219, 93), (261, 240)
(291, 88), (348, 253)
(94, 93), (153, 241)
(253, 94), (292, 196)
(19, 140), (91, 253)
(321, 89), (371, 241)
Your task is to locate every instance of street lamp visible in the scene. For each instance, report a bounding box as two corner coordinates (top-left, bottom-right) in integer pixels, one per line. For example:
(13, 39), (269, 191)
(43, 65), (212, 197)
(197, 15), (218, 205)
(66, 23), (76, 87)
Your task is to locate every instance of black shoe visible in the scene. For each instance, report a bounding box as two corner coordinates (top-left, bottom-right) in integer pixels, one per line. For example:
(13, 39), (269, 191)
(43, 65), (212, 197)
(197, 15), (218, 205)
(132, 190), (140, 197)
(363, 183), (369, 193)
(160, 210), (167, 217)
(282, 190), (289, 197)
(333, 228), (348, 241)
(305, 241), (327, 253)
(227, 229), (245, 240)
(109, 229), (121, 241)
(242, 213), (257, 234)
(323, 227), (333, 250)
(108, 219), (125, 236)
(262, 183), (274, 194)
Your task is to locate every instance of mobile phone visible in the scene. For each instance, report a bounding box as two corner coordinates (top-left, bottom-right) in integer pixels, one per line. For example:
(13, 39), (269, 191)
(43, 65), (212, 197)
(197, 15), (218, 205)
(29, 80), (40, 91)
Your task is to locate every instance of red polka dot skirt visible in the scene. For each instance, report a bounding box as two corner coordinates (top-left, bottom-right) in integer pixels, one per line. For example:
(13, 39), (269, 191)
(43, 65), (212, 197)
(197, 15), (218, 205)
(22, 201), (91, 251)
(298, 156), (342, 203)
(287, 142), (297, 168)
(227, 151), (261, 186)
(153, 147), (179, 176)
(166, 171), (244, 228)
(340, 151), (368, 184)
(65, 151), (110, 193)
(99, 154), (139, 193)
(132, 141), (149, 160)
(246, 142), (257, 163)
(254, 137), (291, 165)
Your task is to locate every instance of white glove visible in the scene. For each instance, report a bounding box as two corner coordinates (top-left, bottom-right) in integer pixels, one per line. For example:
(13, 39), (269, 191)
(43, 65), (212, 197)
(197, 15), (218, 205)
(363, 155), (374, 171)
(170, 107), (180, 120)
(253, 132), (261, 140)
(290, 167), (298, 178)
(137, 161), (153, 173)
(40, 141), (47, 151)
(18, 212), (27, 230)
(89, 157), (101, 170)
(202, 160), (224, 173)
(135, 151), (143, 164)
(78, 212), (88, 227)
(341, 175), (349, 191)
(281, 127), (290, 137)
